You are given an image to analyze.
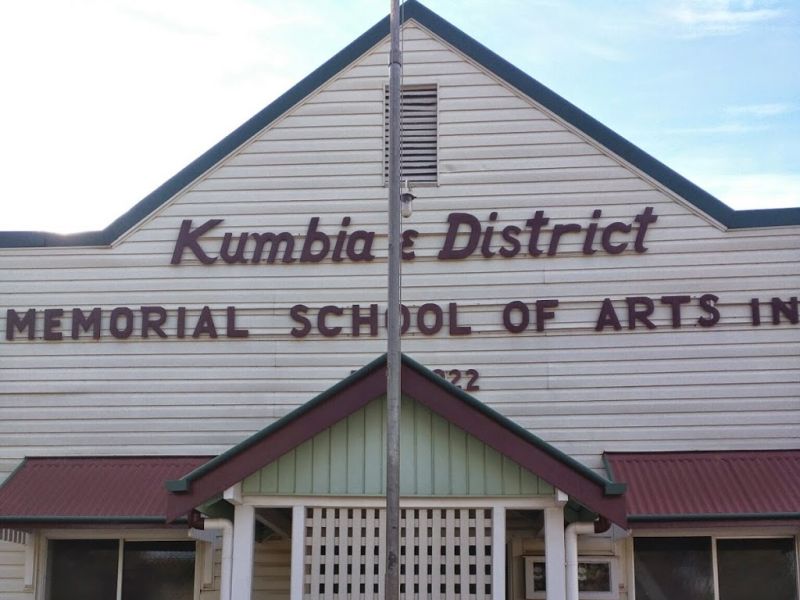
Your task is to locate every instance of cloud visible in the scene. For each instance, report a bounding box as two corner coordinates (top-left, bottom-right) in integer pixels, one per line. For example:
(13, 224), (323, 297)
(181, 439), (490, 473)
(703, 173), (800, 209)
(665, 123), (767, 134)
(724, 103), (798, 118)
(664, 0), (783, 36)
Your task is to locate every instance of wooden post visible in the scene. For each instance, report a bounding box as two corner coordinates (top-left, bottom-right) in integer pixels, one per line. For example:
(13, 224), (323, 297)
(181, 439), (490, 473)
(231, 503), (255, 599)
(544, 504), (567, 600)
(290, 505), (305, 600)
(492, 506), (506, 600)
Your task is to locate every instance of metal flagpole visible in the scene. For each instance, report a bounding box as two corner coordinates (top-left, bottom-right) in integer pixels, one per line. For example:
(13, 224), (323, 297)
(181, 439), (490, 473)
(385, 0), (402, 600)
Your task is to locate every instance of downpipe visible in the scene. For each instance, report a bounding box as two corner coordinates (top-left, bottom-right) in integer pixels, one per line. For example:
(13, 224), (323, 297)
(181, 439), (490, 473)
(201, 518), (234, 600)
(565, 519), (610, 600)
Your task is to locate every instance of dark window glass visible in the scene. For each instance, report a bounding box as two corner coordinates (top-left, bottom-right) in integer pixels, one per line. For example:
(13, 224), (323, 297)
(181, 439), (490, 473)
(634, 537), (714, 600)
(532, 561), (546, 591)
(47, 539), (119, 600)
(579, 561), (611, 592)
(121, 540), (195, 600)
(717, 538), (798, 600)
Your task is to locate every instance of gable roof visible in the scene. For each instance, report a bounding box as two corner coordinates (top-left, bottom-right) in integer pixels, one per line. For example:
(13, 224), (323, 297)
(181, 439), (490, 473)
(165, 353), (627, 526)
(1, 1), (797, 249)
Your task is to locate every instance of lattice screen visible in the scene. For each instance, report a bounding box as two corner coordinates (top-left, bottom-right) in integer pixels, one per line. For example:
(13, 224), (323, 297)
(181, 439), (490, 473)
(303, 507), (493, 600)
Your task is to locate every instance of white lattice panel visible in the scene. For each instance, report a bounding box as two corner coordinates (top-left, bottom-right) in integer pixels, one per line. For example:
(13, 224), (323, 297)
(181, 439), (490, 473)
(303, 507), (493, 600)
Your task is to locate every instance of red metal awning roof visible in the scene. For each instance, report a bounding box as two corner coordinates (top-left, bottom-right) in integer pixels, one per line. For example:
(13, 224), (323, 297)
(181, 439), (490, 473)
(0, 456), (210, 525)
(605, 450), (800, 527)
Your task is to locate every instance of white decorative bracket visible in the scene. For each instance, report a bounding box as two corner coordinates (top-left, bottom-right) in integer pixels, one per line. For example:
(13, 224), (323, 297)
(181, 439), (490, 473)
(223, 482), (243, 505)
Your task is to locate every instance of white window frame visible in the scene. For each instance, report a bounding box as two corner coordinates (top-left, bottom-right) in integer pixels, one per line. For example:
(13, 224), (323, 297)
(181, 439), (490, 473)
(524, 555), (619, 600)
(34, 529), (201, 600)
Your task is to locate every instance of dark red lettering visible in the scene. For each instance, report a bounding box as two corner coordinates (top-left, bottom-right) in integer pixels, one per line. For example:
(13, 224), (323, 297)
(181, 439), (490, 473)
(170, 219), (222, 265)
(750, 298), (761, 326)
(771, 296), (798, 325)
(582, 209), (601, 255)
(110, 307), (134, 339)
(6, 309), (36, 340)
(192, 306), (218, 338)
(595, 298), (622, 331)
(290, 304), (311, 338)
(141, 306), (168, 338)
(401, 229), (418, 260)
(480, 212), (498, 258)
(601, 222), (631, 254)
(226, 306), (249, 338)
(346, 230), (375, 262)
(626, 296), (656, 330)
(660, 295), (691, 328)
(499, 225), (521, 258)
(438, 213), (481, 260)
(417, 303), (443, 335)
(251, 232), (295, 264)
(547, 224), (581, 256)
(71, 308), (101, 340)
(448, 303), (471, 336)
(698, 294), (720, 327)
(352, 304), (378, 337)
(503, 301), (529, 333)
(220, 232), (249, 264)
(300, 217), (330, 262)
(43, 309), (63, 341)
(319, 305), (344, 337)
(536, 299), (558, 332)
(633, 207), (657, 252)
(525, 211), (549, 257)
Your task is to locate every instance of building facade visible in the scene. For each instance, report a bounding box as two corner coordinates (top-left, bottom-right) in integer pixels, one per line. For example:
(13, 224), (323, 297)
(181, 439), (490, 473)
(0, 2), (798, 599)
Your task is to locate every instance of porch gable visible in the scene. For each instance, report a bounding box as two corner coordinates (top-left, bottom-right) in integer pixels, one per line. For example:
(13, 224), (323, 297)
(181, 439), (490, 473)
(243, 395), (554, 498)
(166, 353), (626, 525)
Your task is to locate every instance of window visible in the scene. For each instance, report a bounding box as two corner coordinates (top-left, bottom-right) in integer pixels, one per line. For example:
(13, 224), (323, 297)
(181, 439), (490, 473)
(46, 539), (195, 600)
(524, 556), (617, 599)
(384, 84), (438, 184)
(634, 537), (798, 600)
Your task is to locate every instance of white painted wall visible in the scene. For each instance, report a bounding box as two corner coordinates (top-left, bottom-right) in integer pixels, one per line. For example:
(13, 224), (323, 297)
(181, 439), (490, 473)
(0, 21), (797, 597)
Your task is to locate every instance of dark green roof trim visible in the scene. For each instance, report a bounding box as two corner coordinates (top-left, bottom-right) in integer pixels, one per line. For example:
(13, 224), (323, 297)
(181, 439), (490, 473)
(168, 353), (622, 498)
(0, 1), (796, 249)
(629, 512), (800, 523)
(168, 353), (388, 490)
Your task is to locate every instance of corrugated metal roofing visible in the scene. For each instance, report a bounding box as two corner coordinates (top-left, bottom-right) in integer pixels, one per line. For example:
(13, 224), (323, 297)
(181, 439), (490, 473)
(605, 450), (800, 523)
(0, 456), (209, 523)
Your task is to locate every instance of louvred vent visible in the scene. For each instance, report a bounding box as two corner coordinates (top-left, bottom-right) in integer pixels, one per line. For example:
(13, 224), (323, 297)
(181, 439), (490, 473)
(384, 85), (438, 183)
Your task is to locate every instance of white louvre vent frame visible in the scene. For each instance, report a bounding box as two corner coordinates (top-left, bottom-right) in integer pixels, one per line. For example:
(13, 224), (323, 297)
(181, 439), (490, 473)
(384, 83), (439, 185)
(303, 506), (493, 600)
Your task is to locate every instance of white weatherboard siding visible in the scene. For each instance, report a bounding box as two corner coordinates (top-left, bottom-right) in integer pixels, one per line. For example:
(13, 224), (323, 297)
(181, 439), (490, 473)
(0, 20), (798, 496)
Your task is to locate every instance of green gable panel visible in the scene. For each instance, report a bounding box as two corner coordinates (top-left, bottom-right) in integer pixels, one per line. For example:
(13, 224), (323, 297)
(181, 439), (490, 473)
(242, 396), (553, 497)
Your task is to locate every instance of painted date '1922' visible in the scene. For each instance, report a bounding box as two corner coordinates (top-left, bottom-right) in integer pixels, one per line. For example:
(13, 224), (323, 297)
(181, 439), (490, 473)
(432, 368), (480, 391)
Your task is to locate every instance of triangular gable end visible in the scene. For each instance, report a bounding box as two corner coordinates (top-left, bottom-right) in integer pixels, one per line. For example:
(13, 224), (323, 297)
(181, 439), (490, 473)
(165, 354), (627, 526)
(0, 1), (796, 249)
(242, 395), (555, 498)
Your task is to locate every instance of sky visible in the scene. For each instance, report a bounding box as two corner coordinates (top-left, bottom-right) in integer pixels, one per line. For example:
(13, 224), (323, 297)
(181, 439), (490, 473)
(0, 0), (798, 234)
